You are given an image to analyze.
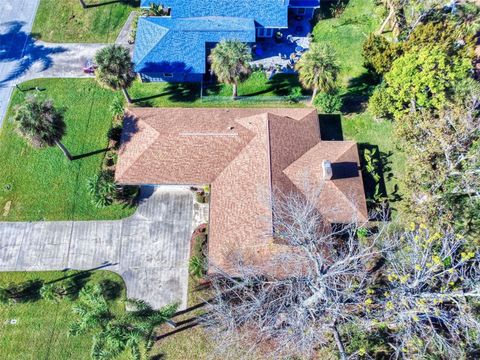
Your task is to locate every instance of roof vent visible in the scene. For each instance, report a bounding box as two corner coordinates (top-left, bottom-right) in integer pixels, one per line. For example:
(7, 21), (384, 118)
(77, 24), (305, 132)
(228, 126), (235, 130)
(322, 160), (333, 180)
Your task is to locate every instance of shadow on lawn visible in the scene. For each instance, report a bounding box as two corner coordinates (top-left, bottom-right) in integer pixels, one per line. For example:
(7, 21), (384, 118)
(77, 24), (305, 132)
(132, 73), (305, 106)
(72, 147), (110, 160)
(133, 82), (200, 106)
(0, 263), (119, 303)
(80, 0), (139, 9)
(205, 73), (304, 97)
(319, 114), (344, 140)
(341, 72), (377, 114)
(358, 143), (402, 217)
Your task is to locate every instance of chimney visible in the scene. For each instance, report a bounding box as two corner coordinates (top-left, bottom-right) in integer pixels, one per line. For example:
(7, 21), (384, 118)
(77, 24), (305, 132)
(322, 160), (333, 180)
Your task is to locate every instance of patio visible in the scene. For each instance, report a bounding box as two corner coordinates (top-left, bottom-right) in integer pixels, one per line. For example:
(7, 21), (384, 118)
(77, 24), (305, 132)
(251, 13), (313, 75)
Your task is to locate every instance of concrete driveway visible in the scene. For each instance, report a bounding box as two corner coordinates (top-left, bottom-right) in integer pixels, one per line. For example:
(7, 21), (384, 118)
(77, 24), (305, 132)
(0, 187), (194, 310)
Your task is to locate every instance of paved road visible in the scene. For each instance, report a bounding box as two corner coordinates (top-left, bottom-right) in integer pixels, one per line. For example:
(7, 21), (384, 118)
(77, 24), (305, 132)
(0, 0), (40, 127)
(0, 188), (194, 310)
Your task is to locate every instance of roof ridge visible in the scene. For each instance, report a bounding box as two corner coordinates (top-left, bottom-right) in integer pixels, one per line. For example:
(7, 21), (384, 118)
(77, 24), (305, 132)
(206, 114), (259, 183)
(135, 18), (170, 68)
(266, 114), (274, 221)
(329, 180), (366, 222)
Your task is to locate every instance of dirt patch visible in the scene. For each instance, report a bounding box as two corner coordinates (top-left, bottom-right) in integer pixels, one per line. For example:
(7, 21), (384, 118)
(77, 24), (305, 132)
(3, 201), (11, 217)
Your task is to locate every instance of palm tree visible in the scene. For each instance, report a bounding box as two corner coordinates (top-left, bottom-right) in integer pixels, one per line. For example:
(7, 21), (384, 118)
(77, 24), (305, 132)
(91, 300), (177, 360)
(70, 284), (113, 335)
(296, 43), (340, 105)
(71, 284), (177, 360)
(95, 45), (136, 103)
(208, 40), (252, 99)
(13, 96), (72, 160)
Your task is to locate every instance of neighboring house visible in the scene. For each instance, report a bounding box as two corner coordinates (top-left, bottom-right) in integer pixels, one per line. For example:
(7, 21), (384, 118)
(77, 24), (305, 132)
(135, 0), (321, 82)
(116, 108), (367, 272)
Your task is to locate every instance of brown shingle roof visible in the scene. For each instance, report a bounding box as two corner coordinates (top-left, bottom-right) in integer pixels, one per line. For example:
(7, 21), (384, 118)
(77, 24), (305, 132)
(283, 141), (368, 223)
(116, 108), (367, 270)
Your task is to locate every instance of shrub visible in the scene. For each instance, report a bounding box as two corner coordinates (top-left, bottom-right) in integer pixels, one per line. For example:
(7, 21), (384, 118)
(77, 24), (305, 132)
(110, 96), (125, 118)
(313, 92), (343, 113)
(142, 3), (170, 16)
(368, 85), (392, 120)
(116, 185), (139, 206)
(362, 34), (400, 80)
(189, 256), (206, 279)
(40, 284), (59, 302)
(287, 86), (303, 103)
(104, 151), (118, 167)
(357, 227), (369, 239)
(330, 0), (347, 17)
(129, 13), (141, 43)
(0, 280), (43, 304)
(40, 278), (81, 303)
(107, 125), (123, 143)
(86, 171), (118, 208)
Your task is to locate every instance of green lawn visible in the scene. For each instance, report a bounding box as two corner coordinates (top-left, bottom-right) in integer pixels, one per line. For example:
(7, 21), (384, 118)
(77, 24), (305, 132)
(0, 78), (135, 221)
(313, 0), (382, 86)
(0, 271), (126, 360)
(342, 115), (405, 209)
(129, 71), (308, 108)
(32, 0), (138, 43)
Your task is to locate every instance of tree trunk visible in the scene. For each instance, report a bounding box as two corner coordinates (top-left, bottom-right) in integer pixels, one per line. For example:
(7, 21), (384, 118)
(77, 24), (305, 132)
(55, 140), (73, 161)
(377, 8), (394, 34)
(331, 324), (348, 360)
(122, 88), (133, 104)
(310, 87), (318, 106)
(79, 0), (87, 9)
(232, 83), (238, 100)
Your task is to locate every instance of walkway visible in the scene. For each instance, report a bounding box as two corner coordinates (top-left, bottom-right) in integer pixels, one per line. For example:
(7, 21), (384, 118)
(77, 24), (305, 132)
(0, 187), (194, 310)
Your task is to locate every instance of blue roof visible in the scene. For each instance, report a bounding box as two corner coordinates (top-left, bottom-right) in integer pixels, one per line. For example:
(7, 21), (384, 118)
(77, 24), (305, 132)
(134, 17), (256, 74)
(140, 0), (289, 28)
(289, 0), (320, 7)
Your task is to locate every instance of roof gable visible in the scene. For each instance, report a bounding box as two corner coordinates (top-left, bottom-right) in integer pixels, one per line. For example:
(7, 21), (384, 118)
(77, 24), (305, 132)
(283, 142), (369, 223)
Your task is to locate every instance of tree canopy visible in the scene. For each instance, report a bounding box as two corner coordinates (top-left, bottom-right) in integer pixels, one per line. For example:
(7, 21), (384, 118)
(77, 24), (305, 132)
(12, 95), (72, 160)
(208, 40), (252, 99)
(95, 45), (136, 102)
(296, 42), (340, 103)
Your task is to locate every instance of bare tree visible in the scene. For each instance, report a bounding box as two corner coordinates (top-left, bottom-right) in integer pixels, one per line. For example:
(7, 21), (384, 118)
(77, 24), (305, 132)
(397, 80), (480, 237)
(201, 188), (387, 359)
(377, 226), (480, 358)
(200, 187), (480, 359)
(377, 0), (450, 39)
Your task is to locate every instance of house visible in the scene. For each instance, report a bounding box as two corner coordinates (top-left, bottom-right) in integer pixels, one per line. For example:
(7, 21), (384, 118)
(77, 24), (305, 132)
(116, 108), (368, 271)
(135, 0), (321, 82)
